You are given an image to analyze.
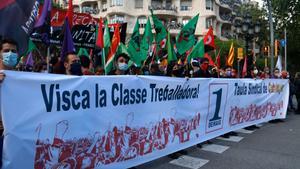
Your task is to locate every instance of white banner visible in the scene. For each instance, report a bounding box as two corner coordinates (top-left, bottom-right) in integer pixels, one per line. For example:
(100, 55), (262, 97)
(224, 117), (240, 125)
(1, 71), (289, 169)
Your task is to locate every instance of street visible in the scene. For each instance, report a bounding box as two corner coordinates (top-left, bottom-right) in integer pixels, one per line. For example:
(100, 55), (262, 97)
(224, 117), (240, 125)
(136, 112), (300, 169)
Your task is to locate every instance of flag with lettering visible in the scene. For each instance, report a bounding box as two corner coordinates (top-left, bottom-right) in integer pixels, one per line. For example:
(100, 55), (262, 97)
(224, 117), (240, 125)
(176, 14), (199, 55)
(32, 0), (52, 45)
(0, 0), (40, 54)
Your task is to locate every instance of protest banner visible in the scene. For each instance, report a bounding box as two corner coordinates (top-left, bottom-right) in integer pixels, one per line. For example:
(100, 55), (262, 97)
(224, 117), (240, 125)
(31, 23), (127, 49)
(1, 71), (289, 169)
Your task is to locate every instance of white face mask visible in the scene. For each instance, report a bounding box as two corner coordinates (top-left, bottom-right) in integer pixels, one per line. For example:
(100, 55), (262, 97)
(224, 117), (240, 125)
(118, 62), (128, 71)
(254, 69), (258, 74)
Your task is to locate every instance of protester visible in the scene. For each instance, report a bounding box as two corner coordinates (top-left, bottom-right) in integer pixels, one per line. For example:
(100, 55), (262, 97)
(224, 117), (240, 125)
(0, 38), (19, 167)
(63, 52), (83, 76)
(109, 53), (130, 75)
(79, 55), (94, 75)
(193, 58), (211, 78)
(294, 72), (300, 114)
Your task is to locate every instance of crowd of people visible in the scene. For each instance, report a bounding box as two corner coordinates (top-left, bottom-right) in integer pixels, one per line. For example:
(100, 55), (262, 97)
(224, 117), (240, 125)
(0, 37), (298, 167)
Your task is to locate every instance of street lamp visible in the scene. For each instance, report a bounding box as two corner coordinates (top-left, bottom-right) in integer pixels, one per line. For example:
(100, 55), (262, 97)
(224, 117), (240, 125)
(234, 13), (261, 76)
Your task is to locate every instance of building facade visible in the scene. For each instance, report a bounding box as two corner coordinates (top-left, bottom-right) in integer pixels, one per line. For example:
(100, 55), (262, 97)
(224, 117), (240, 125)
(57, 0), (243, 40)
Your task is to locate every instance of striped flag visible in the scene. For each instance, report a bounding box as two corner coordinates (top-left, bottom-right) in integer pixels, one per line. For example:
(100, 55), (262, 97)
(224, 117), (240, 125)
(105, 25), (120, 74)
(226, 42), (234, 67)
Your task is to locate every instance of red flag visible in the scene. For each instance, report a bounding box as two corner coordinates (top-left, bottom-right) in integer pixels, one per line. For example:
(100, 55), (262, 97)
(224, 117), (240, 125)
(204, 53), (215, 66)
(107, 25), (120, 62)
(204, 26), (216, 52)
(242, 55), (247, 77)
(66, 0), (73, 28)
(96, 17), (104, 48)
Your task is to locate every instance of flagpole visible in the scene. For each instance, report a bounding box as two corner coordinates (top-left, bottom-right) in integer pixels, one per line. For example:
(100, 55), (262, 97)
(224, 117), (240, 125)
(47, 46), (50, 73)
(284, 27), (287, 71)
(237, 60), (240, 78)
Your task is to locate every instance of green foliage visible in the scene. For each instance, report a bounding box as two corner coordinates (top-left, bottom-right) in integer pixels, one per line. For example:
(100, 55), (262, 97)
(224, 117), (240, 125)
(269, 0), (300, 73)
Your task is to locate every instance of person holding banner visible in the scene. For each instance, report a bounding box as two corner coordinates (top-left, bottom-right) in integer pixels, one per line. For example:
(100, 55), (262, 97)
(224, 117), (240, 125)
(0, 38), (19, 167)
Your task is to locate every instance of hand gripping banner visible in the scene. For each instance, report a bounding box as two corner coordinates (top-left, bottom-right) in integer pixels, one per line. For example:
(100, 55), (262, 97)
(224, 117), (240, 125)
(0, 71), (289, 168)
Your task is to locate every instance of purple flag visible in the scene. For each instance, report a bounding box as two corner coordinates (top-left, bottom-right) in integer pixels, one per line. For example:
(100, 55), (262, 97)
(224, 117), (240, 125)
(60, 18), (75, 62)
(34, 0), (51, 27)
(25, 52), (34, 67)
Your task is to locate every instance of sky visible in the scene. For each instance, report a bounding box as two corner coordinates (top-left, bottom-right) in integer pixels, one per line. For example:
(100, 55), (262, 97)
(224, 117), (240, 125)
(253, 0), (264, 7)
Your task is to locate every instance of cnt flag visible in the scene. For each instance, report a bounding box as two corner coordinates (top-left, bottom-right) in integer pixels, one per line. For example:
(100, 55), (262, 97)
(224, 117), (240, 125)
(32, 0), (52, 45)
(0, 0), (40, 54)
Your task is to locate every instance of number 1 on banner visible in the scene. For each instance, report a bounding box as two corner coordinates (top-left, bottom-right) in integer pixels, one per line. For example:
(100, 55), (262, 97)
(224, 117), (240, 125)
(206, 84), (228, 133)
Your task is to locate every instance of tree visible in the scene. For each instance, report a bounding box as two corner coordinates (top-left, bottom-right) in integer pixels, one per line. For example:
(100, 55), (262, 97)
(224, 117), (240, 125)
(264, 0), (300, 74)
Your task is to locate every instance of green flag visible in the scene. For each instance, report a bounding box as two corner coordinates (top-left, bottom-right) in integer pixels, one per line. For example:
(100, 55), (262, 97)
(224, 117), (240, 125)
(103, 21), (111, 49)
(140, 18), (153, 60)
(102, 20), (111, 73)
(151, 10), (167, 45)
(117, 43), (130, 56)
(167, 32), (177, 63)
(187, 39), (204, 63)
(176, 14), (199, 55)
(128, 19), (143, 66)
(77, 48), (89, 58)
(26, 39), (37, 55)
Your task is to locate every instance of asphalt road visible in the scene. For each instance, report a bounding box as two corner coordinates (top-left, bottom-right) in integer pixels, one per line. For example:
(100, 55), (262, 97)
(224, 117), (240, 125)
(134, 112), (300, 169)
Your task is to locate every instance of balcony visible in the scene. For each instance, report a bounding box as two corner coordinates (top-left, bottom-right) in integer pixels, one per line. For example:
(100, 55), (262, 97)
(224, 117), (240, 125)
(219, 13), (233, 23)
(149, 5), (177, 16)
(82, 7), (100, 15)
(167, 21), (184, 30)
(215, 0), (231, 10)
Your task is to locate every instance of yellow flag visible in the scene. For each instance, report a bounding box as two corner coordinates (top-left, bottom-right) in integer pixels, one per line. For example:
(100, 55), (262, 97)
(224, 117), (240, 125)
(226, 42), (234, 67)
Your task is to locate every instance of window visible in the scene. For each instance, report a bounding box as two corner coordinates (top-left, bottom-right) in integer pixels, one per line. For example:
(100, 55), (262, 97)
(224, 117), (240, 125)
(206, 0), (213, 10)
(110, 15), (125, 24)
(111, 0), (123, 6)
(180, 0), (192, 11)
(135, 0), (143, 8)
(138, 16), (147, 28)
(206, 18), (213, 28)
(151, 0), (162, 8)
(102, 0), (107, 11)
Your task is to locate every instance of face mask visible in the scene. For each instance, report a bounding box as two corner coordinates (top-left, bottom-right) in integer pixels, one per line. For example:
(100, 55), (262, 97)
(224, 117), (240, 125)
(226, 71), (232, 77)
(70, 62), (82, 76)
(254, 69), (258, 74)
(2, 51), (18, 68)
(118, 63), (128, 71)
(193, 67), (200, 72)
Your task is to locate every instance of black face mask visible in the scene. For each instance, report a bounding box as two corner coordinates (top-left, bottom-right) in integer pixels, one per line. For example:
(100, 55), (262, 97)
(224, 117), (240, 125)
(70, 62), (83, 76)
(172, 69), (182, 77)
